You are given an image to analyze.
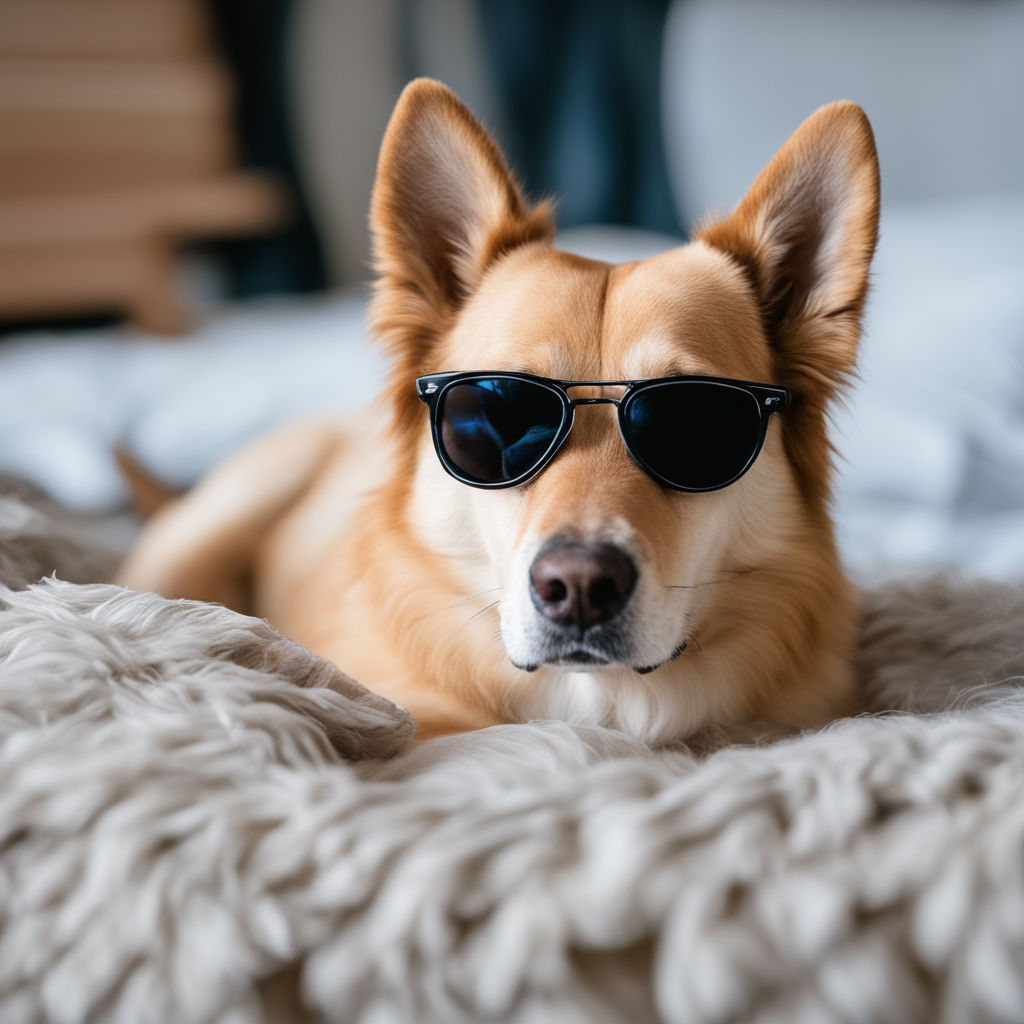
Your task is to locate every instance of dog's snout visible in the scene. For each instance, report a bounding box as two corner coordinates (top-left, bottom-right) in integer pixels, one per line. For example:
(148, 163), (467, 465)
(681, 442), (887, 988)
(529, 541), (637, 629)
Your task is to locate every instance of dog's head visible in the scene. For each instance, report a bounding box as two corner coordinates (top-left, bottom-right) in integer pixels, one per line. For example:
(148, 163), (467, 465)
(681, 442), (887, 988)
(368, 80), (878, 740)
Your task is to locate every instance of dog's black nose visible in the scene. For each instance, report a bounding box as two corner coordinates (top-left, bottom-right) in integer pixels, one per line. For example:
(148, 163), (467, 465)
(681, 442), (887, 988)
(529, 541), (637, 629)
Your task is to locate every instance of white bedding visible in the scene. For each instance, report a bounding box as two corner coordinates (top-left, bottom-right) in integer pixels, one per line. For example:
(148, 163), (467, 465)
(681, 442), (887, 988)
(1, 197), (1023, 578)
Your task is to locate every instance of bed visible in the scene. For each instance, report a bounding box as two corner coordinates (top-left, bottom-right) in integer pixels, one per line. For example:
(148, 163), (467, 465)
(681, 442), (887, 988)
(2, 1), (1024, 1019)
(4, 479), (1024, 1022)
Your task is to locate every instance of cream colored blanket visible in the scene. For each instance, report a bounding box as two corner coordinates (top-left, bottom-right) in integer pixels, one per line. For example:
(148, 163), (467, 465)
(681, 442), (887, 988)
(2, 486), (1023, 1023)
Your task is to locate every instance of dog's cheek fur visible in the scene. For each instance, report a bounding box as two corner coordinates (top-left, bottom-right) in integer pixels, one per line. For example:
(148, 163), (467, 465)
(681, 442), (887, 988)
(407, 443), (528, 604)
(712, 453), (858, 733)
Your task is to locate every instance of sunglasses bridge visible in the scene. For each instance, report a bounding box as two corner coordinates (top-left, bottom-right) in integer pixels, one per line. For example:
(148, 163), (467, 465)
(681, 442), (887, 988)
(558, 381), (631, 408)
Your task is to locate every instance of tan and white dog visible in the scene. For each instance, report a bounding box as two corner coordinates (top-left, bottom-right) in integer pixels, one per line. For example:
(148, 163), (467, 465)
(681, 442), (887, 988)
(118, 80), (879, 744)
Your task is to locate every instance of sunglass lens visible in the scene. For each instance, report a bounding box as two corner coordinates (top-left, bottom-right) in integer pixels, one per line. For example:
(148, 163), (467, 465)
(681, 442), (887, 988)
(624, 382), (763, 490)
(438, 378), (565, 484)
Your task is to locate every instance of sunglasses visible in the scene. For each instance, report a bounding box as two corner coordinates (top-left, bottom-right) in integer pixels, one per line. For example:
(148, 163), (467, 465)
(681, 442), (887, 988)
(416, 371), (790, 492)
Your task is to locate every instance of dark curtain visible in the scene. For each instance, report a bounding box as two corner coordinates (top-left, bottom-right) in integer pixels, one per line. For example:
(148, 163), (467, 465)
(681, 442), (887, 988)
(207, 0), (328, 296)
(476, 0), (680, 234)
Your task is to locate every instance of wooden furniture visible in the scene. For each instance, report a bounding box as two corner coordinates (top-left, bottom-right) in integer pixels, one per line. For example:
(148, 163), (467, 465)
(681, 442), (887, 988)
(0, 0), (285, 334)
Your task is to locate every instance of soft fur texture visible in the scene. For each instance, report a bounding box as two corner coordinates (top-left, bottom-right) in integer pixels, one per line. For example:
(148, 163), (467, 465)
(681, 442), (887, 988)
(0, 475), (119, 588)
(4, 486), (1024, 1023)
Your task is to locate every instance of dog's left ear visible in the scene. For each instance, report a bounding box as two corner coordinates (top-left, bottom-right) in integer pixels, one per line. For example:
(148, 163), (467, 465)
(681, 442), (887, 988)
(370, 79), (554, 367)
(698, 101), (880, 403)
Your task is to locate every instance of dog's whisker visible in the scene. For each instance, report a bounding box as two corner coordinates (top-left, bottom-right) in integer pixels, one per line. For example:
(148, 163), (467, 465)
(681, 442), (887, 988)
(466, 599), (501, 624)
(448, 586), (504, 610)
(664, 580), (730, 592)
(664, 566), (767, 591)
(439, 602), (503, 642)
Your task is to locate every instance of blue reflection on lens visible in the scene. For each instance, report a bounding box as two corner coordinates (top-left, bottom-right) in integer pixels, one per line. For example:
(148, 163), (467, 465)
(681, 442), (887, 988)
(440, 378), (564, 483)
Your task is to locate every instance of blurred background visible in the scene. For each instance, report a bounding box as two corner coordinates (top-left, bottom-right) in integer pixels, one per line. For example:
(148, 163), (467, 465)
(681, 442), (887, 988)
(0, 0), (1022, 578)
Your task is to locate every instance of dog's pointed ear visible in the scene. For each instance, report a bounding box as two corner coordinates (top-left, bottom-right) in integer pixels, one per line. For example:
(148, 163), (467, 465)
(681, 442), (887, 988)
(698, 101), (879, 401)
(370, 79), (554, 327)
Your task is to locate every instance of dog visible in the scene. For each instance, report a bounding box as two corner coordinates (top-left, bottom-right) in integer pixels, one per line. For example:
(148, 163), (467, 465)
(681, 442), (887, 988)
(117, 79), (880, 744)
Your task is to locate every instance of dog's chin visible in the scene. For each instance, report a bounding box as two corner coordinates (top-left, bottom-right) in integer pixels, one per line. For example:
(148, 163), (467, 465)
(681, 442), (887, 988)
(508, 640), (687, 676)
(632, 640), (689, 675)
(507, 637), (620, 674)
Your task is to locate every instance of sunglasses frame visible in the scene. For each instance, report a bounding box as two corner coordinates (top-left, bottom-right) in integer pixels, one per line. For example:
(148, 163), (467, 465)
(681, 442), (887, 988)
(415, 370), (791, 492)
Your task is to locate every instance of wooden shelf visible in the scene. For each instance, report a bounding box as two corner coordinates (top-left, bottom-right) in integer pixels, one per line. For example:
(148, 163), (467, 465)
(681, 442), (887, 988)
(0, 0), (287, 334)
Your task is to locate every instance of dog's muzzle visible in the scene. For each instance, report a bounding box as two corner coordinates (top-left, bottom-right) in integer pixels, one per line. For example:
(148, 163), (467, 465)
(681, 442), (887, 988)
(506, 538), (689, 675)
(507, 539), (639, 672)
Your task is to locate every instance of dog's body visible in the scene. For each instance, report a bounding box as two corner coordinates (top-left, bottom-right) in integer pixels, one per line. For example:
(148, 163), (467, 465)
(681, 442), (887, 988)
(118, 81), (879, 743)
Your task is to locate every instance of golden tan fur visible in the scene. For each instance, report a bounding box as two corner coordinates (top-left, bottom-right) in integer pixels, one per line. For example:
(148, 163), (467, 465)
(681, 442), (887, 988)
(118, 80), (880, 744)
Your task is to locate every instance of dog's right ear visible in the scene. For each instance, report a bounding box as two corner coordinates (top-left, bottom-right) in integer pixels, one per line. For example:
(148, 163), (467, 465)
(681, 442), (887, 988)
(698, 101), (879, 508)
(369, 79), (554, 369)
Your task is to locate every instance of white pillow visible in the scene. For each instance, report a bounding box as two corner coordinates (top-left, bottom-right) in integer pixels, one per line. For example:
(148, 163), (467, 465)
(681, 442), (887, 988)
(0, 292), (382, 512)
(833, 195), (1024, 575)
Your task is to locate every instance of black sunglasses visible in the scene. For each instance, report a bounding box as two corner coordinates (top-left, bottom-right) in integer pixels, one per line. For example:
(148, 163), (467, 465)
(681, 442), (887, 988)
(416, 371), (790, 493)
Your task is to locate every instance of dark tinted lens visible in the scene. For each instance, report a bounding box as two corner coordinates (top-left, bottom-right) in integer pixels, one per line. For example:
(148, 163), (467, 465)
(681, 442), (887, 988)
(437, 378), (565, 484)
(623, 382), (763, 489)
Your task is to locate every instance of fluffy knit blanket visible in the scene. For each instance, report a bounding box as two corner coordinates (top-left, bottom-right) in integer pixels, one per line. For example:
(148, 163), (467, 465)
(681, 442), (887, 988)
(2, 486), (1024, 1024)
